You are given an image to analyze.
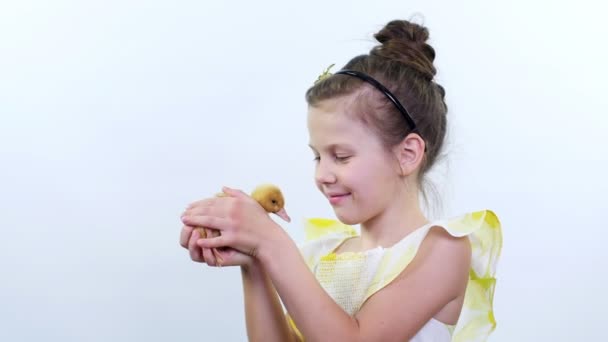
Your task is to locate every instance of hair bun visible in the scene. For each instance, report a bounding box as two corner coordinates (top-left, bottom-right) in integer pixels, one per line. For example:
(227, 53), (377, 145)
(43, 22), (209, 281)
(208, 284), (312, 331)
(371, 20), (437, 81)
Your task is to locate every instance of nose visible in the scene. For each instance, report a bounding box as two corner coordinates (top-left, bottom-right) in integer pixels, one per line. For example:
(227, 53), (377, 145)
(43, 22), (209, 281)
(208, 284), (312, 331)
(315, 159), (337, 185)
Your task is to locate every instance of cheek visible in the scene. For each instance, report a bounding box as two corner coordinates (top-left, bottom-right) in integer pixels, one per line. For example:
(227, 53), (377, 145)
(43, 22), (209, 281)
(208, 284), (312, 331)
(351, 161), (397, 197)
(350, 158), (386, 182)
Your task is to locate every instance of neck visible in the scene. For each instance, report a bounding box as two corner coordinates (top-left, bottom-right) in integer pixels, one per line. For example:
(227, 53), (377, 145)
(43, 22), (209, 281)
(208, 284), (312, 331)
(358, 187), (428, 250)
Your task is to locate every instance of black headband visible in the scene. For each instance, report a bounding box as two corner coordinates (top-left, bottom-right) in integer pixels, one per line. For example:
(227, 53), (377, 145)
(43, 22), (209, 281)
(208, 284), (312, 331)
(334, 70), (419, 133)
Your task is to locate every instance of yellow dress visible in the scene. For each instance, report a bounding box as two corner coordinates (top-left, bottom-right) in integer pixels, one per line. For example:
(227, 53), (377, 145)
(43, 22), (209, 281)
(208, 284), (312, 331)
(287, 210), (502, 342)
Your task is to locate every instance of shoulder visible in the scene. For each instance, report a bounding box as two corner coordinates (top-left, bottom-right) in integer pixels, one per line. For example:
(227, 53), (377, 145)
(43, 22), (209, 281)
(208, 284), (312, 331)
(409, 226), (471, 292)
(419, 226), (471, 270)
(350, 221), (476, 340)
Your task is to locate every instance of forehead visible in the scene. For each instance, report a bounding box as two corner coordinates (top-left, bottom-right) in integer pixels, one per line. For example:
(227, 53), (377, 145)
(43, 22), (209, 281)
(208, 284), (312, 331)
(307, 96), (380, 149)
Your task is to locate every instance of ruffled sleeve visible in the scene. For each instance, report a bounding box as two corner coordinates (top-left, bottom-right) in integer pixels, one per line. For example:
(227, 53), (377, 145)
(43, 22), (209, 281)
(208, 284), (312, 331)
(357, 210), (502, 342)
(297, 218), (359, 271)
(445, 210), (502, 342)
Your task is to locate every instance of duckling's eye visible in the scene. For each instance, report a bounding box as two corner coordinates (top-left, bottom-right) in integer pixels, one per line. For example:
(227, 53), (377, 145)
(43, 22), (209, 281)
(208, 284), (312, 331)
(272, 199), (277, 204)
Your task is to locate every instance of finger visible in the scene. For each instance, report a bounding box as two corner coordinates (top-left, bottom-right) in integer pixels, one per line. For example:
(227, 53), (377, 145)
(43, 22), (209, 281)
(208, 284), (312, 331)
(213, 248), (224, 267)
(222, 186), (249, 199)
(206, 229), (223, 266)
(186, 196), (223, 210)
(207, 229), (223, 267)
(197, 234), (231, 249)
(202, 247), (216, 266)
(182, 204), (230, 220)
(188, 230), (203, 262)
(214, 248), (251, 267)
(186, 189), (233, 210)
(182, 215), (232, 231)
(202, 228), (216, 266)
(180, 225), (193, 248)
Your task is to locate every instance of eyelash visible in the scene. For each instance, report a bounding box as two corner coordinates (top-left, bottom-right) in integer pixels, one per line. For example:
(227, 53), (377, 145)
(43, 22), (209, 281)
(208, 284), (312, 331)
(313, 155), (351, 162)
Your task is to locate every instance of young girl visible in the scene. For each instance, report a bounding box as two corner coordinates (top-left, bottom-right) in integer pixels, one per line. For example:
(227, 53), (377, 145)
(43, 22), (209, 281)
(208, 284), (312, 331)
(179, 19), (502, 341)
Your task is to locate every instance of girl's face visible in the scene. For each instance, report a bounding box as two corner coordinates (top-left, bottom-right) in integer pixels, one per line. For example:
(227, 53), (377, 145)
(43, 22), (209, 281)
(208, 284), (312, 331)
(307, 96), (403, 225)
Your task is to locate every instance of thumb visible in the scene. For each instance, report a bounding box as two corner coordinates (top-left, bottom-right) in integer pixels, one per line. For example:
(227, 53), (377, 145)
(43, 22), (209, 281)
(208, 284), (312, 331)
(221, 186), (249, 199)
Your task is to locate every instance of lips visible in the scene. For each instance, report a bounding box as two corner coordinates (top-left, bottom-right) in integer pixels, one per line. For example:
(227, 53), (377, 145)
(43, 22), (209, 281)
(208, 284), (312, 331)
(327, 192), (351, 205)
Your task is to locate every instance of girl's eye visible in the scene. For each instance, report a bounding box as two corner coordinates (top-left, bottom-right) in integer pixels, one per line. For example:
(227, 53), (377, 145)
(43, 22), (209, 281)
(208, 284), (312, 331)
(312, 155), (350, 162)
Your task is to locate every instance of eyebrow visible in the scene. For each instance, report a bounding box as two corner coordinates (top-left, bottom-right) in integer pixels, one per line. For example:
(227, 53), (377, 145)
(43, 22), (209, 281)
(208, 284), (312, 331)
(308, 143), (354, 152)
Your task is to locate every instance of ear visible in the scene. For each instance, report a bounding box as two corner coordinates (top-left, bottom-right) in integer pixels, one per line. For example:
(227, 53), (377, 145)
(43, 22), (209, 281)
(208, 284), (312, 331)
(393, 133), (426, 176)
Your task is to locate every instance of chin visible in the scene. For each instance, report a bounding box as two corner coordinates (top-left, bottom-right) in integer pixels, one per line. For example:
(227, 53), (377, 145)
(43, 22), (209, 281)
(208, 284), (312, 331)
(334, 210), (364, 226)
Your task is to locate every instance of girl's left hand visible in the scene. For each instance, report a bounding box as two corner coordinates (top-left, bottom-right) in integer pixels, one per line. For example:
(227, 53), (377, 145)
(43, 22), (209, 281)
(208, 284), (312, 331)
(179, 224), (255, 267)
(180, 187), (284, 258)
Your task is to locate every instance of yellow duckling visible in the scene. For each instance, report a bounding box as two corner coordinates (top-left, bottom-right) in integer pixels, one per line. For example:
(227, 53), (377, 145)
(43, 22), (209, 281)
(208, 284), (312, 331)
(250, 183), (291, 222)
(195, 184), (290, 265)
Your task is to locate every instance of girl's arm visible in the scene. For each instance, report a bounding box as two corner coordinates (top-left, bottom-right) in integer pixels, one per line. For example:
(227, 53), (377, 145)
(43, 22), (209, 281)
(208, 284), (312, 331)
(257, 227), (470, 342)
(180, 225), (298, 341)
(185, 190), (470, 341)
(240, 261), (298, 342)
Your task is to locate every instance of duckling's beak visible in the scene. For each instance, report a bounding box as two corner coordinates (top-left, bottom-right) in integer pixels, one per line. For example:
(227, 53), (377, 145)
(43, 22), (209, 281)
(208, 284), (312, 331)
(274, 208), (291, 223)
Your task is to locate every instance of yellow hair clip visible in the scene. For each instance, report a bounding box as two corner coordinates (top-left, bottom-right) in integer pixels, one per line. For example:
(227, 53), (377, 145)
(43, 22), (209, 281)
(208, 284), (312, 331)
(314, 63), (335, 85)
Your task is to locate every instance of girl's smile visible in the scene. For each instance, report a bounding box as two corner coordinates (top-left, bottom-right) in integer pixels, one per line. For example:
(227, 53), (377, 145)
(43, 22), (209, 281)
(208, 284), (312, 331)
(327, 192), (351, 205)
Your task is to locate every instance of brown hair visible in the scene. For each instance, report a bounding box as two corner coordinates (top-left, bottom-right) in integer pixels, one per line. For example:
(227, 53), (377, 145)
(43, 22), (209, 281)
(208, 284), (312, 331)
(306, 19), (448, 199)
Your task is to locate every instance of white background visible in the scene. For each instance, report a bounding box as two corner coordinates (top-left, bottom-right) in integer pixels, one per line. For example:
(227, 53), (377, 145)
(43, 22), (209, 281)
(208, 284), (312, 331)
(1, 0), (607, 341)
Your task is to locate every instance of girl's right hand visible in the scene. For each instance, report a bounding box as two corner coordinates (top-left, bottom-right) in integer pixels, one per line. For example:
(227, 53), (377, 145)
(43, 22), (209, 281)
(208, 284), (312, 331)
(179, 225), (254, 267)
